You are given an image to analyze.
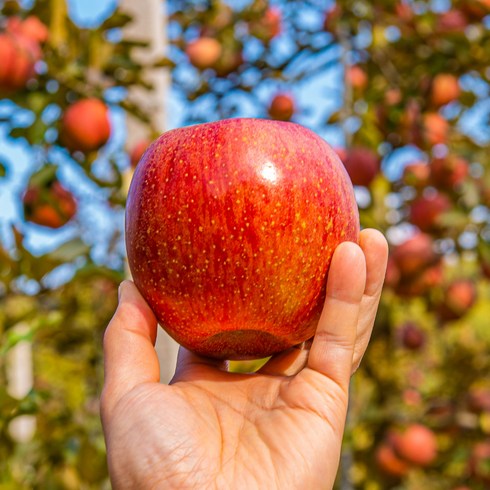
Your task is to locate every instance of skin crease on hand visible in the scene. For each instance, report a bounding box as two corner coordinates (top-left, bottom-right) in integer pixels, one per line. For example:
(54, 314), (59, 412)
(100, 228), (389, 490)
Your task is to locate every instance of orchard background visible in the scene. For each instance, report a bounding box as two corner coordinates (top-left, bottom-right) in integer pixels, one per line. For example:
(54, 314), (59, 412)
(1, 0), (490, 488)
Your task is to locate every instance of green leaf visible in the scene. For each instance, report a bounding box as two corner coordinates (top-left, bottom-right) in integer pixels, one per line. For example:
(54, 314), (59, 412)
(100, 12), (133, 30)
(0, 160), (7, 178)
(0, 326), (34, 356)
(46, 238), (90, 263)
(28, 164), (58, 188)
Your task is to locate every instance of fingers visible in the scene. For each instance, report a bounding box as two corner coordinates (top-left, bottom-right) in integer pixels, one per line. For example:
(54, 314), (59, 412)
(172, 347), (228, 381)
(360, 229), (389, 298)
(351, 229), (389, 372)
(101, 280), (160, 415)
(306, 241), (366, 390)
(258, 340), (311, 376)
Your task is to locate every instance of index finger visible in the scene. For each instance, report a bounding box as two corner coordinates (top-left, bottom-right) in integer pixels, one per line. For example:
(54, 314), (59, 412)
(101, 281), (160, 417)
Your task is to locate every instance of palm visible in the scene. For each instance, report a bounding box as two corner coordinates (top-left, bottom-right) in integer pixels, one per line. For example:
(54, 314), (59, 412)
(109, 363), (347, 489)
(101, 229), (388, 490)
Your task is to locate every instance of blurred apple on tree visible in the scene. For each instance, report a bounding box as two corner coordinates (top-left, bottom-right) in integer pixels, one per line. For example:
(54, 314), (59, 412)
(342, 147), (380, 187)
(185, 37), (222, 70)
(60, 98), (111, 153)
(267, 92), (295, 121)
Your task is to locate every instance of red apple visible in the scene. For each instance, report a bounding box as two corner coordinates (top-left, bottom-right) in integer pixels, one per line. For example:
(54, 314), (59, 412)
(384, 255), (400, 288)
(403, 389), (422, 407)
(409, 192), (451, 232)
(430, 156), (468, 190)
(323, 4), (342, 32)
(375, 443), (409, 477)
(332, 147), (347, 163)
(440, 279), (477, 319)
(468, 388), (490, 413)
(7, 15), (49, 44)
(268, 93), (295, 121)
(437, 10), (468, 33)
(346, 65), (368, 92)
(185, 37), (222, 70)
(400, 99), (423, 146)
(393, 424), (438, 466)
(402, 162), (430, 189)
(249, 7), (282, 42)
(0, 33), (40, 95)
(60, 98), (111, 153)
(462, 0), (490, 20)
(395, 2), (414, 22)
(469, 442), (490, 483)
(385, 88), (402, 106)
(392, 232), (437, 277)
(342, 147), (380, 187)
(125, 118), (359, 359)
(129, 139), (151, 169)
(423, 112), (449, 146)
(399, 322), (426, 350)
(430, 74), (460, 107)
(396, 262), (443, 297)
(23, 179), (77, 229)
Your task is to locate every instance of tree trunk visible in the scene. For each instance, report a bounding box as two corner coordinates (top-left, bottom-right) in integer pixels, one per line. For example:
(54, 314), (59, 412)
(120, 0), (179, 384)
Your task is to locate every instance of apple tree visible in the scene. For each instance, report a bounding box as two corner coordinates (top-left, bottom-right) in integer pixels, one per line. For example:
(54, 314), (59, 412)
(2, 0), (490, 488)
(0, 0), (159, 486)
(167, 1), (490, 488)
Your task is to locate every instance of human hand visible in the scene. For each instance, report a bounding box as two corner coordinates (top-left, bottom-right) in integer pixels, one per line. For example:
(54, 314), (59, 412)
(100, 229), (388, 490)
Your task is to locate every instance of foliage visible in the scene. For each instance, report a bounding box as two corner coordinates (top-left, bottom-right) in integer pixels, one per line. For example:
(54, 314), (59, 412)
(2, 0), (490, 488)
(0, 0), (147, 486)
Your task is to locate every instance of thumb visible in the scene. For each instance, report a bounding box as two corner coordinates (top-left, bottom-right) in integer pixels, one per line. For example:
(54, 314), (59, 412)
(306, 241), (366, 389)
(101, 280), (160, 416)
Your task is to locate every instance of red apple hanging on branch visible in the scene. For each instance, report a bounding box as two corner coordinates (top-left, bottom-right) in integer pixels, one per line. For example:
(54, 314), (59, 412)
(60, 98), (111, 154)
(267, 92), (295, 121)
(0, 32), (41, 95)
(23, 165), (77, 229)
(125, 118), (359, 359)
(185, 37), (222, 70)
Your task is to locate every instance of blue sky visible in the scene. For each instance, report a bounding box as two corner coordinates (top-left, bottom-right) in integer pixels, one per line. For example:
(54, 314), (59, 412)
(2, 0), (488, 262)
(0, 0), (342, 259)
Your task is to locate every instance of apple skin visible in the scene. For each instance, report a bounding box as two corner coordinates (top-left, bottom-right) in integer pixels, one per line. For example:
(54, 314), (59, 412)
(249, 7), (282, 42)
(268, 93), (295, 121)
(323, 4), (342, 32)
(126, 118), (359, 360)
(437, 9), (468, 33)
(469, 442), (490, 483)
(468, 388), (490, 413)
(60, 98), (111, 153)
(393, 424), (438, 467)
(392, 232), (437, 277)
(430, 156), (468, 190)
(439, 279), (477, 320)
(409, 192), (451, 232)
(423, 112), (448, 146)
(430, 74), (460, 107)
(375, 443), (409, 477)
(129, 139), (151, 169)
(0, 33), (40, 95)
(402, 162), (430, 189)
(185, 37), (222, 70)
(23, 180), (77, 229)
(399, 322), (426, 350)
(342, 147), (380, 187)
(7, 16), (49, 44)
(346, 65), (368, 92)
